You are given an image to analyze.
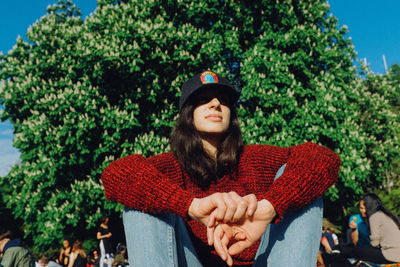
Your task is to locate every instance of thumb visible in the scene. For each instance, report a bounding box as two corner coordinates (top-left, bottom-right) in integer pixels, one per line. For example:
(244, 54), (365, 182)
(228, 240), (251, 256)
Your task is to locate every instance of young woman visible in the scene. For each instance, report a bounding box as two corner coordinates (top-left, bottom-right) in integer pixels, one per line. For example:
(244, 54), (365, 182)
(101, 70), (341, 266)
(58, 237), (72, 267)
(348, 199), (370, 247)
(97, 216), (113, 267)
(67, 240), (86, 267)
(350, 194), (400, 264)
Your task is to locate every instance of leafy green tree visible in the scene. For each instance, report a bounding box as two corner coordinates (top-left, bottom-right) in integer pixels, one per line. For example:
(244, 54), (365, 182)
(236, 2), (399, 222)
(358, 70), (400, 191)
(347, 63), (400, 218)
(388, 63), (400, 112)
(0, 0), (119, 249)
(389, 63), (400, 188)
(0, 183), (23, 239)
(389, 63), (400, 81)
(383, 63), (400, 192)
(0, 0), (399, 249)
(379, 188), (400, 216)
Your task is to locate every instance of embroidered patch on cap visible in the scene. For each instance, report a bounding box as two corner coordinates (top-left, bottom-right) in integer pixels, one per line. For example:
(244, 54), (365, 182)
(200, 71), (219, 84)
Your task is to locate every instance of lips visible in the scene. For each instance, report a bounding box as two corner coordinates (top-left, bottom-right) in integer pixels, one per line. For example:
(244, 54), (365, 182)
(205, 114), (223, 122)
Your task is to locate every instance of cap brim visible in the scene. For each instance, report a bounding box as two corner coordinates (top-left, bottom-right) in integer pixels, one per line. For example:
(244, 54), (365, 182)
(189, 83), (239, 101)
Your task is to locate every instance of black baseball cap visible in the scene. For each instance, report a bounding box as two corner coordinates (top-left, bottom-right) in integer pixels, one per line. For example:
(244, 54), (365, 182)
(179, 70), (240, 111)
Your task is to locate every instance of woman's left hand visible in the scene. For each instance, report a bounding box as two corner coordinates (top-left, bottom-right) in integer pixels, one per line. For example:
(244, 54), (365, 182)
(211, 199), (276, 266)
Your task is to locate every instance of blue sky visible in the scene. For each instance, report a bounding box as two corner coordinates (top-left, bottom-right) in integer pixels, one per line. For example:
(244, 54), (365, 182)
(329, 0), (400, 74)
(0, 0), (96, 175)
(0, 0), (399, 175)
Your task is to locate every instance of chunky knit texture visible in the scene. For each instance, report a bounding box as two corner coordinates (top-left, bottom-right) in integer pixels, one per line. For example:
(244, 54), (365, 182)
(101, 142), (341, 265)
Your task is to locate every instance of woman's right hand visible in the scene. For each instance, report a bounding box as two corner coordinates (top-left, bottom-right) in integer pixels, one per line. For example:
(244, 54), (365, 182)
(349, 220), (357, 229)
(187, 192), (257, 243)
(188, 192), (257, 225)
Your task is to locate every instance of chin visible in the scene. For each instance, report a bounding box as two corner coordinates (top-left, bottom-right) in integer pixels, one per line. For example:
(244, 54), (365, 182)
(201, 129), (228, 135)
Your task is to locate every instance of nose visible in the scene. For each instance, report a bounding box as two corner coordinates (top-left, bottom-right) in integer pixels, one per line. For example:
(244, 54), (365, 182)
(208, 97), (221, 108)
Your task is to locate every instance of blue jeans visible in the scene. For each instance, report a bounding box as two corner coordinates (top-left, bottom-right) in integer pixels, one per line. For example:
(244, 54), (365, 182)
(123, 165), (323, 266)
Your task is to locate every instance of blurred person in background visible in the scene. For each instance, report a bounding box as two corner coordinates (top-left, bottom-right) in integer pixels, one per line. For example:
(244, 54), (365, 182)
(87, 251), (99, 267)
(58, 238), (72, 267)
(349, 194), (400, 264)
(36, 255), (62, 267)
(112, 244), (127, 267)
(348, 200), (370, 247)
(0, 227), (34, 267)
(97, 217), (112, 267)
(67, 241), (86, 267)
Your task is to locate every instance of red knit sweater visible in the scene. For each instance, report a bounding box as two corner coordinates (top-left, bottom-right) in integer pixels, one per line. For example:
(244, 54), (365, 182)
(101, 142), (341, 265)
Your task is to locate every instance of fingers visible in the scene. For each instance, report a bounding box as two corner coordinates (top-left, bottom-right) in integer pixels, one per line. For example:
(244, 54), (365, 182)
(208, 210), (216, 228)
(234, 231), (246, 240)
(222, 232), (233, 266)
(228, 192), (248, 222)
(224, 192), (259, 222)
(210, 193), (228, 223)
(213, 192), (256, 224)
(226, 244), (234, 267)
(223, 192), (240, 222)
(223, 192), (258, 222)
(207, 211), (217, 245)
(213, 225), (228, 261)
(209, 192), (239, 224)
(213, 225), (234, 266)
(243, 194), (258, 216)
(228, 239), (252, 256)
(207, 225), (214, 246)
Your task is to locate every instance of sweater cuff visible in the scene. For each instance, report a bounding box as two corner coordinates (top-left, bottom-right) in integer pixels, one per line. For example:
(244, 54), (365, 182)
(163, 189), (196, 218)
(263, 194), (287, 224)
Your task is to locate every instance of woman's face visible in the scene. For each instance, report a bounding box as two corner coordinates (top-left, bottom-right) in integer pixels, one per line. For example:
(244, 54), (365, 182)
(63, 240), (70, 248)
(359, 200), (366, 217)
(193, 89), (231, 136)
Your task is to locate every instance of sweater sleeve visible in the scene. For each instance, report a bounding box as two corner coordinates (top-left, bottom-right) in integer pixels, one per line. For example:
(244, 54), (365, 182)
(263, 142), (341, 222)
(369, 212), (382, 247)
(101, 154), (195, 218)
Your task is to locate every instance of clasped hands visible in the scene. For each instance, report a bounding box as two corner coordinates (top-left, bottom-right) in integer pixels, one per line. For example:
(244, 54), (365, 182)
(188, 192), (276, 266)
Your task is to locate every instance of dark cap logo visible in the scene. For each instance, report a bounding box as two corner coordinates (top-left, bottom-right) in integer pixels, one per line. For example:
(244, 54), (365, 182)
(200, 71), (219, 84)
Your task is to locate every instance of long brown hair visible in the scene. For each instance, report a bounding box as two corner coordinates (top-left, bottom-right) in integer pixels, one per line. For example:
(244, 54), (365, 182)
(170, 99), (243, 188)
(72, 240), (86, 259)
(364, 193), (400, 229)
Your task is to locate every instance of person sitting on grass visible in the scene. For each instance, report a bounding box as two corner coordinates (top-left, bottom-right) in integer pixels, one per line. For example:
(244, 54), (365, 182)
(101, 70), (341, 266)
(0, 227), (34, 267)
